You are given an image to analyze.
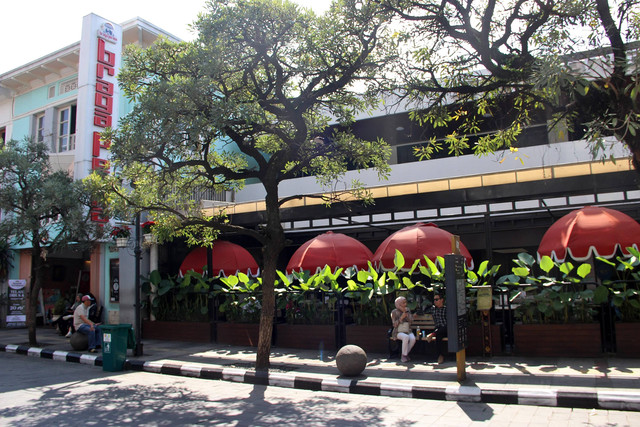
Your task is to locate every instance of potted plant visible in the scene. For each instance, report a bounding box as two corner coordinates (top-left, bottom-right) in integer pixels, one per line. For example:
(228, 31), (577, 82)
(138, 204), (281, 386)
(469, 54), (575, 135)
(275, 290), (337, 350)
(141, 220), (157, 243)
(595, 248), (640, 357)
(141, 271), (213, 342)
(111, 225), (131, 248)
(498, 253), (602, 357)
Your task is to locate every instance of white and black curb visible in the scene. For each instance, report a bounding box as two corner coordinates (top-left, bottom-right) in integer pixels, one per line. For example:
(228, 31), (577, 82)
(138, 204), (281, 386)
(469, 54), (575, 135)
(3, 343), (639, 411)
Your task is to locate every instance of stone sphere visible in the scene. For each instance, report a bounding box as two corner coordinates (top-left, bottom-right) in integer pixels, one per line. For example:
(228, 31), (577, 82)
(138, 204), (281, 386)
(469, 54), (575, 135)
(70, 332), (89, 351)
(336, 345), (367, 376)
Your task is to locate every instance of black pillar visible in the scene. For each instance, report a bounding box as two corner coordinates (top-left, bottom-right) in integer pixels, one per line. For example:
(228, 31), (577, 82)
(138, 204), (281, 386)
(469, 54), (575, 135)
(134, 213), (143, 356)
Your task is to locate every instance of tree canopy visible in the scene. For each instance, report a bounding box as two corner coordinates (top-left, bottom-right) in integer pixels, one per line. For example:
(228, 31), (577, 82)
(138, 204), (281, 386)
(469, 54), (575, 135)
(379, 0), (640, 167)
(0, 139), (101, 345)
(95, 0), (393, 369)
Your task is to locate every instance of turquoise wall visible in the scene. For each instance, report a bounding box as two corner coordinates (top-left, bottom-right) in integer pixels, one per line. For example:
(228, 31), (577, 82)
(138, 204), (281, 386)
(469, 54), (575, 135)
(11, 117), (31, 140)
(14, 75), (79, 116)
(14, 86), (49, 116)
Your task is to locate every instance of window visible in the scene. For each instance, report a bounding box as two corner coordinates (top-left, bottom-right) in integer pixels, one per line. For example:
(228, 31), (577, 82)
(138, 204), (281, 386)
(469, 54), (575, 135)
(35, 113), (45, 144)
(0, 127), (5, 147)
(57, 105), (76, 152)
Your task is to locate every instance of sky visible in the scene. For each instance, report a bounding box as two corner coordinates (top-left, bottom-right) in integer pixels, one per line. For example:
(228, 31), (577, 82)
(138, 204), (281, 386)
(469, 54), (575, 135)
(0, 0), (333, 74)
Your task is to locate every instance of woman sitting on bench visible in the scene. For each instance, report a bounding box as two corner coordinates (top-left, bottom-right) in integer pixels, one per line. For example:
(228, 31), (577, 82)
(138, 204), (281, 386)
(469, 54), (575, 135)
(390, 296), (416, 363)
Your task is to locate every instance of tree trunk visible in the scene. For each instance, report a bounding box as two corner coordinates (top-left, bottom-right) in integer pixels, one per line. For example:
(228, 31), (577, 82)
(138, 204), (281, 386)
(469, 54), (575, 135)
(255, 182), (285, 371)
(27, 243), (43, 346)
(256, 254), (276, 370)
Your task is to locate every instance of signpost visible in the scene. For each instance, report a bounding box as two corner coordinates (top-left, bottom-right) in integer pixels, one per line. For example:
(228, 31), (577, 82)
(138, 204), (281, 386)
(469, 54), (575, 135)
(445, 236), (467, 381)
(6, 279), (27, 328)
(476, 285), (493, 356)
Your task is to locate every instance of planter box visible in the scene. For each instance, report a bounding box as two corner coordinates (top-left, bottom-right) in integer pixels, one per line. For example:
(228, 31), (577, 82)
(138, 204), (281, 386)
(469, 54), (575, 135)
(466, 324), (502, 356)
(216, 322), (260, 347)
(345, 325), (390, 354)
(275, 324), (336, 351)
(514, 323), (601, 357)
(616, 323), (640, 357)
(143, 320), (212, 343)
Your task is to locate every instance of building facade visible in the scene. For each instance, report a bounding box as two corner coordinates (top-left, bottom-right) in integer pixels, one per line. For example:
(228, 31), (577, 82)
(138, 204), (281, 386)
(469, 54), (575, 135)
(2, 13), (639, 339)
(216, 108), (640, 272)
(0, 14), (177, 327)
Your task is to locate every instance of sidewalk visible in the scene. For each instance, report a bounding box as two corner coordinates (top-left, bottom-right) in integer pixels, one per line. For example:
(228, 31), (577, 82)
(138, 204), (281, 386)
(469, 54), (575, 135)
(2, 326), (640, 411)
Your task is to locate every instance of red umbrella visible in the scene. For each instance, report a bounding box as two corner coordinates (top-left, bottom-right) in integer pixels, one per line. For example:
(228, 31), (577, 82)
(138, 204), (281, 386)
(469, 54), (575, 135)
(537, 206), (640, 262)
(286, 231), (374, 274)
(179, 241), (259, 277)
(372, 222), (474, 270)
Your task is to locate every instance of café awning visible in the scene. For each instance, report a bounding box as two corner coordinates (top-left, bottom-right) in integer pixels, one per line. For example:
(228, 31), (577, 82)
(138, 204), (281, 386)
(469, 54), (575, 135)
(372, 222), (474, 270)
(537, 206), (640, 262)
(286, 231), (374, 274)
(179, 241), (259, 277)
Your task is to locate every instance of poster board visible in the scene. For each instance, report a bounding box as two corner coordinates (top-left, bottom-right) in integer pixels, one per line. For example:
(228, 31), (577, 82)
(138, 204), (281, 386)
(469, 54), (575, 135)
(445, 254), (468, 353)
(7, 279), (27, 328)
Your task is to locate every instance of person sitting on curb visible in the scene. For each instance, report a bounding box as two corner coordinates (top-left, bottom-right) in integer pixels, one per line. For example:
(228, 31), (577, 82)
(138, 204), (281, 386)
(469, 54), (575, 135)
(425, 293), (447, 364)
(390, 296), (416, 363)
(73, 295), (102, 353)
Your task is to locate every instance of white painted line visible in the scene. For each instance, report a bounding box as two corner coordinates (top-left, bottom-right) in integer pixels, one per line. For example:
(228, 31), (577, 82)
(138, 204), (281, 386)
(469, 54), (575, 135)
(445, 385), (482, 402)
(598, 391), (640, 410)
(27, 348), (43, 357)
(268, 372), (296, 388)
(52, 350), (68, 361)
(380, 383), (413, 398)
(143, 361), (165, 373)
(180, 364), (203, 377)
(518, 389), (557, 407)
(321, 378), (352, 393)
(80, 354), (98, 365)
(222, 367), (246, 382)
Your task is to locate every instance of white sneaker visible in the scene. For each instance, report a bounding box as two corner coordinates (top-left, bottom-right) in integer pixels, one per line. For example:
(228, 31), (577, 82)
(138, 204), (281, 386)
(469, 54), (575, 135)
(65, 331), (72, 338)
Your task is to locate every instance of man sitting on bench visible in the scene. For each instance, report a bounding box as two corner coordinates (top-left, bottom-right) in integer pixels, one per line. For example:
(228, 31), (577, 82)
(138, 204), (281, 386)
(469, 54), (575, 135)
(426, 293), (447, 364)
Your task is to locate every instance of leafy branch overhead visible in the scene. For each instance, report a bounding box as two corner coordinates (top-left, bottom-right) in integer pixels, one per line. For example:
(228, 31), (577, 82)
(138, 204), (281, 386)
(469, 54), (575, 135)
(379, 0), (640, 169)
(93, 0), (395, 370)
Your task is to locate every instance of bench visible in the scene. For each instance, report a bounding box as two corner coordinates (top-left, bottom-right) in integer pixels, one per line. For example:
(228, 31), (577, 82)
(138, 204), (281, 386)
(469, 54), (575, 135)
(388, 313), (447, 358)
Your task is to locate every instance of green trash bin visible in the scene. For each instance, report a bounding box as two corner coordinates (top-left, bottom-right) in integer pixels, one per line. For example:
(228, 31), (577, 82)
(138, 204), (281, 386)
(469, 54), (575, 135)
(101, 324), (133, 372)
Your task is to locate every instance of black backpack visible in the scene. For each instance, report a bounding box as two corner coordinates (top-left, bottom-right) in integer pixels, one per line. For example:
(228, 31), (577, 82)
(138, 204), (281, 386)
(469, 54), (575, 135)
(88, 303), (103, 323)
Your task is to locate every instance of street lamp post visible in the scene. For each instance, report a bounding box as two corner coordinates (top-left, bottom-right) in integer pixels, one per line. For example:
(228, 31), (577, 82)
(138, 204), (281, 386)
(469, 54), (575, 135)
(134, 213), (143, 356)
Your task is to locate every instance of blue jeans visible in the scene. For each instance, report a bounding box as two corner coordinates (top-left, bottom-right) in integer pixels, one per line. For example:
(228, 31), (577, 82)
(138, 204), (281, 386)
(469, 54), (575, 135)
(78, 324), (102, 350)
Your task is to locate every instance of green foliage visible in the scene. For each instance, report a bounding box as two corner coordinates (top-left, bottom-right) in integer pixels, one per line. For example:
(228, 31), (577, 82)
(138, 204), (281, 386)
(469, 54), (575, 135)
(143, 248), (502, 326)
(0, 139), (103, 251)
(277, 291), (336, 325)
(386, 0), (640, 169)
(92, 0), (395, 368)
(144, 271), (210, 322)
(93, 0), (393, 246)
(497, 253), (599, 324)
(146, 246), (640, 327)
(595, 247), (640, 322)
(0, 138), (103, 344)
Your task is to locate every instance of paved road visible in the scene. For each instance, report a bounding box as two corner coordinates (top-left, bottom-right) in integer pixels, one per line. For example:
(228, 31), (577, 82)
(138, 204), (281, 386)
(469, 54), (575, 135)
(1, 353), (639, 426)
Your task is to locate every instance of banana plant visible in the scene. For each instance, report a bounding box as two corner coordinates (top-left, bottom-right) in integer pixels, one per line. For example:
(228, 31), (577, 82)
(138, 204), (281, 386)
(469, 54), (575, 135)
(595, 247), (640, 321)
(497, 253), (596, 324)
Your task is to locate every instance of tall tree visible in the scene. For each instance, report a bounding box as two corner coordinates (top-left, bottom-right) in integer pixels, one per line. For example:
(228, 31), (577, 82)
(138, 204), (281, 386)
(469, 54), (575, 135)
(0, 139), (101, 345)
(95, 0), (392, 369)
(379, 0), (640, 167)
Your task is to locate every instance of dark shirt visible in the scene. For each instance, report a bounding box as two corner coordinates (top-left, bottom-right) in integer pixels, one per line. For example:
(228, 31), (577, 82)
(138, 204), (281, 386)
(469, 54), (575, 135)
(430, 305), (446, 328)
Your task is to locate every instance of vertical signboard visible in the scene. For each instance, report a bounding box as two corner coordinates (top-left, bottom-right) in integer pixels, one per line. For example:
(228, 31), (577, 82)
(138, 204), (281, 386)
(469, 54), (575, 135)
(76, 14), (122, 224)
(6, 279), (27, 328)
(110, 258), (120, 302)
(445, 254), (468, 353)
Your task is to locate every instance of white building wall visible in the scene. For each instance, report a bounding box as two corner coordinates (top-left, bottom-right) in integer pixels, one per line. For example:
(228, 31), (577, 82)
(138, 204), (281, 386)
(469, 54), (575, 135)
(234, 138), (632, 203)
